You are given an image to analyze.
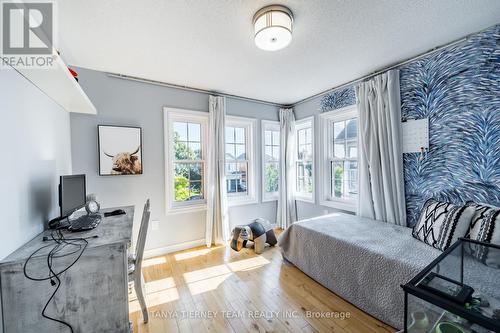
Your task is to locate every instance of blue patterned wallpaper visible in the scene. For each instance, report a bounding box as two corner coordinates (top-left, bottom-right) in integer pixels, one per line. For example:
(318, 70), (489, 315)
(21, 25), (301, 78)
(320, 24), (500, 227)
(400, 25), (500, 226)
(320, 87), (356, 111)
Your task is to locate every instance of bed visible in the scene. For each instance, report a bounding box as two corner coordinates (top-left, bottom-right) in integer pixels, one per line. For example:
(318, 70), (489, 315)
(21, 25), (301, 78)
(278, 213), (442, 329)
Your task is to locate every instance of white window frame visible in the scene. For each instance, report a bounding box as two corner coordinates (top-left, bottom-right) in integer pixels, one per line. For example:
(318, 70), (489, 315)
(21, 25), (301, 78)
(261, 120), (280, 202)
(164, 107), (208, 215)
(225, 116), (257, 206)
(319, 105), (358, 212)
(294, 117), (315, 203)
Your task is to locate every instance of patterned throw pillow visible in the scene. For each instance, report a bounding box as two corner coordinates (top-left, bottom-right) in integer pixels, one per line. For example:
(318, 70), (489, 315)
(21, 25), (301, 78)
(465, 202), (500, 267)
(412, 199), (476, 251)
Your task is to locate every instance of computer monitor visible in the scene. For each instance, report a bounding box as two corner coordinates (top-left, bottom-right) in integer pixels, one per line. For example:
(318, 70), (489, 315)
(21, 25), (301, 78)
(59, 175), (86, 217)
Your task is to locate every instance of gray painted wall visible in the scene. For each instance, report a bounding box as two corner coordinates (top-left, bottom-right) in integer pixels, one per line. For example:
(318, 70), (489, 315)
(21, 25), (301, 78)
(0, 67), (72, 260)
(70, 68), (279, 252)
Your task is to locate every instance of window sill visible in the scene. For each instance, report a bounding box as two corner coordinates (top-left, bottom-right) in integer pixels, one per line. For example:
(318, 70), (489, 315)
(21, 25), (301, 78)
(166, 204), (207, 215)
(262, 196), (278, 203)
(228, 197), (258, 207)
(295, 195), (315, 204)
(319, 199), (356, 213)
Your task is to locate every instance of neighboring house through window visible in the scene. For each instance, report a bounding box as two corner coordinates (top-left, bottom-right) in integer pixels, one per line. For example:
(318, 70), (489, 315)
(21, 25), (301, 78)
(225, 116), (257, 205)
(225, 125), (247, 195)
(319, 105), (358, 212)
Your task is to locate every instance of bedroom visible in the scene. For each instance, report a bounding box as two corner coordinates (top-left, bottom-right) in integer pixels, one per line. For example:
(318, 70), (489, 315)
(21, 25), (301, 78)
(0, 1), (499, 332)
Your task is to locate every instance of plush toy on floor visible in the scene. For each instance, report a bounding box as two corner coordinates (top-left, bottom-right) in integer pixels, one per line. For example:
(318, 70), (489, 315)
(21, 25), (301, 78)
(230, 218), (277, 254)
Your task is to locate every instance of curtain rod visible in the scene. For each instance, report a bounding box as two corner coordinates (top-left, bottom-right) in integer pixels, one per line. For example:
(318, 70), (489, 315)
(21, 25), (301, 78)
(106, 72), (283, 108)
(290, 33), (472, 107)
(107, 24), (495, 109)
(291, 22), (500, 107)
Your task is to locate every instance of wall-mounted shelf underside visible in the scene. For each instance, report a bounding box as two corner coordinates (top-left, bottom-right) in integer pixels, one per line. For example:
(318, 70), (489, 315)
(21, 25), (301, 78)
(8, 51), (97, 115)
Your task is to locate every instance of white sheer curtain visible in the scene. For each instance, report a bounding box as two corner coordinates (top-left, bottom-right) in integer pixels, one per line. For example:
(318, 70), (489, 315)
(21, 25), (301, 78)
(356, 69), (406, 226)
(206, 95), (229, 246)
(277, 108), (297, 229)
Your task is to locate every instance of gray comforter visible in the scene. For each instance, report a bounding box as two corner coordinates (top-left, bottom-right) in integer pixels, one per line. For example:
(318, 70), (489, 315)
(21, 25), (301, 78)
(278, 213), (442, 329)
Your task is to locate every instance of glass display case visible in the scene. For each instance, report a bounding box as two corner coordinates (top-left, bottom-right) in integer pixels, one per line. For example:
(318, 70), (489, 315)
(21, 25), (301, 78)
(402, 238), (500, 333)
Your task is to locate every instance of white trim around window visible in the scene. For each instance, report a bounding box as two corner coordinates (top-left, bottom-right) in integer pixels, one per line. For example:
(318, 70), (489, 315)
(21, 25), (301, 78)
(294, 116), (315, 203)
(225, 115), (258, 207)
(261, 120), (280, 202)
(164, 107), (208, 215)
(319, 105), (358, 212)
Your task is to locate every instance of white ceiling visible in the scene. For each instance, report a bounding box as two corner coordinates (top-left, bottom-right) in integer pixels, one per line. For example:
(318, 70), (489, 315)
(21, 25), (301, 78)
(57, 0), (500, 105)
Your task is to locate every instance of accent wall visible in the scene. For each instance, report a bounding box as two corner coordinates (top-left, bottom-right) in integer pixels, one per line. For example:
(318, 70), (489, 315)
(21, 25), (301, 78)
(313, 24), (500, 227)
(400, 24), (500, 226)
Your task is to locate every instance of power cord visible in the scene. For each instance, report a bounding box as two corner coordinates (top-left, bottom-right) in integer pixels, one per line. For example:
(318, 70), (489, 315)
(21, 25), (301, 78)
(23, 230), (97, 332)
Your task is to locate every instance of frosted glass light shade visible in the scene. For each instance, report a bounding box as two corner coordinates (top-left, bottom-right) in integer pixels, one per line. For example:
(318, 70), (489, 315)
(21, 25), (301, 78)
(253, 5), (293, 51)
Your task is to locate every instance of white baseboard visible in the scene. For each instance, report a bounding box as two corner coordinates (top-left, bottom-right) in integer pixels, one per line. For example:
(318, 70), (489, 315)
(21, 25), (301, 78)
(144, 238), (206, 258)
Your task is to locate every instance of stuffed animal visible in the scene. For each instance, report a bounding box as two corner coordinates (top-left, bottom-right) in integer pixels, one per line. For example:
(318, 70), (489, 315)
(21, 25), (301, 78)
(230, 218), (277, 254)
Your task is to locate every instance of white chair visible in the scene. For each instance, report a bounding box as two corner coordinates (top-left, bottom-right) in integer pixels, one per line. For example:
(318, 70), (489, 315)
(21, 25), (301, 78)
(128, 199), (150, 324)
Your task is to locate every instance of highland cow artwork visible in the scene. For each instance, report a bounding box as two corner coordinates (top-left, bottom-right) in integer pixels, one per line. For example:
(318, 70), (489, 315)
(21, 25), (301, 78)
(98, 125), (143, 176)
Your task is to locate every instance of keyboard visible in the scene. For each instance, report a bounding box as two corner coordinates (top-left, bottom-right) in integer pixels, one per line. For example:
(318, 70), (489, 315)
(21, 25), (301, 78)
(68, 214), (102, 231)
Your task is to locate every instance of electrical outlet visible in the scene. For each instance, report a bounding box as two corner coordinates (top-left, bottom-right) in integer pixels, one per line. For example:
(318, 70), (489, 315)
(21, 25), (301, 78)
(151, 220), (160, 231)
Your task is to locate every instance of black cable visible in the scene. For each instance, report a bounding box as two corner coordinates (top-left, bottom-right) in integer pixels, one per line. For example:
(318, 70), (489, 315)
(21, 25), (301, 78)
(23, 234), (88, 280)
(23, 229), (90, 332)
(44, 231), (88, 333)
(47, 231), (77, 281)
(41, 238), (75, 333)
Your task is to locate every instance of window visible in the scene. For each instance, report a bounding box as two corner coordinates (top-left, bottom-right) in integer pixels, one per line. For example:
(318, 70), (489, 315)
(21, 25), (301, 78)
(225, 126), (247, 195)
(331, 119), (358, 200)
(225, 116), (257, 205)
(319, 105), (358, 211)
(262, 120), (280, 201)
(173, 122), (204, 202)
(295, 117), (314, 202)
(164, 108), (208, 213)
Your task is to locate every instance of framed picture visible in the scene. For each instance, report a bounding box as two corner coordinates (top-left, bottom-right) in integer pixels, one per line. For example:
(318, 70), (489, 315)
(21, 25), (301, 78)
(98, 125), (143, 176)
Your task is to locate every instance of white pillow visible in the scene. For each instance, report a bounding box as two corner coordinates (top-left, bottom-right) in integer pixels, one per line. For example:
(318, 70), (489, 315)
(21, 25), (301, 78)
(412, 199), (476, 251)
(465, 202), (500, 267)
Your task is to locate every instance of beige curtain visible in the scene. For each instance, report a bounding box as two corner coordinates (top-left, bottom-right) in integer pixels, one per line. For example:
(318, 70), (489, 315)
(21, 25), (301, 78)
(277, 108), (297, 229)
(206, 96), (229, 245)
(356, 70), (406, 225)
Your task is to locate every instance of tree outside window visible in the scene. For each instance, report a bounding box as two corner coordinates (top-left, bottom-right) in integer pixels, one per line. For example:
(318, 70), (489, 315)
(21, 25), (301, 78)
(173, 122), (204, 202)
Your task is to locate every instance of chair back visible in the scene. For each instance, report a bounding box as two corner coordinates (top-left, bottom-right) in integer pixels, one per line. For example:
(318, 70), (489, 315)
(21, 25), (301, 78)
(135, 199), (151, 274)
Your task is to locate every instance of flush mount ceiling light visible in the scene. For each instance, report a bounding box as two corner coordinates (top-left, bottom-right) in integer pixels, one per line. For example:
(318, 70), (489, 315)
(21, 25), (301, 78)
(253, 5), (293, 51)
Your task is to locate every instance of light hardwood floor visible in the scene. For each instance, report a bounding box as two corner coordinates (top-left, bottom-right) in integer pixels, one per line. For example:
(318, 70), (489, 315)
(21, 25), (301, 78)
(129, 242), (396, 333)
